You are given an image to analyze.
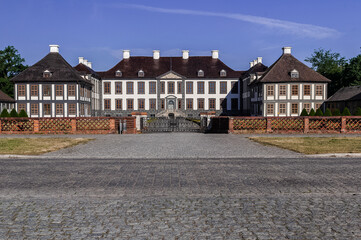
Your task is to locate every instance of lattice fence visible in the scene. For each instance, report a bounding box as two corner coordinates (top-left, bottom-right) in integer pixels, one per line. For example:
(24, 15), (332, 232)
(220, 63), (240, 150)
(309, 118), (341, 132)
(346, 118), (361, 131)
(1, 118), (34, 132)
(271, 118), (304, 132)
(39, 118), (72, 132)
(233, 118), (267, 131)
(76, 118), (110, 130)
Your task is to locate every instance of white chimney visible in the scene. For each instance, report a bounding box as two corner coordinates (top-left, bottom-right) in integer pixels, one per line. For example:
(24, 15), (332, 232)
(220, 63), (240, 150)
(49, 44), (59, 53)
(283, 47), (292, 55)
(257, 57), (263, 64)
(182, 50), (189, 59)
(87, 62), (92, 69)
(250, 62), (254, 68)
(78, 57), (84, 64)
(83, 59), (88, 66)
(253, 60), (257, 66)
(123, 50), (130, 59)
(211, 50), (219, 59)
(153, 50), (160, 60)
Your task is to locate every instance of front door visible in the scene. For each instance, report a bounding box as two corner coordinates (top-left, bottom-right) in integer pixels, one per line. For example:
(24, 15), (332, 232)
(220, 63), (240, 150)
(168, 99), (175, 110)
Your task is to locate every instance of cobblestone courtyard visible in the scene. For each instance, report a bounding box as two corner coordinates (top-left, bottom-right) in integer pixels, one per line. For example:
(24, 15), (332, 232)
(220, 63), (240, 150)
(1, 156), (361, 239)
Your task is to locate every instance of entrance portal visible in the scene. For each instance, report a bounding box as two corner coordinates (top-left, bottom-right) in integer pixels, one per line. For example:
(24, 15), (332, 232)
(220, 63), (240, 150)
(168, 99), (175, 110)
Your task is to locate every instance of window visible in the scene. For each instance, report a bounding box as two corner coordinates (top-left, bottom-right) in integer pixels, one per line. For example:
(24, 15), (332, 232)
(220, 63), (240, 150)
(279, 103), (286, 114)
(138, 99), (145, 110)
(198, 99), (204, 109)
(80, 86), (84, 97)
(197, 82), (204, 94)
(231, 82), (238, 94)
(115, 82), (122, 94)
(291, 103), (298, 114)
(138, 70), (144, 77)
(138, 82), (145, 94)
(43, 70), (51, 78)
(303, 103), (311, 112)
(291, 85), (299, 96)
(149, 99), (156, 109)
(279, 85), (286, 96)
(18, 103), (26, 112)
(68, 104), (76, 115)
(43, 104), (51, 115)
(168, 82), (175, 94)
(68, 85), (76, 96)
(56, 85), (63, 96)
(56, 104), (63, 115)
(267, 104), (274, 115)
(186, 99), (193, 109)
(149, 82), (156, 94)
(291, 69), (299, 78)
(231, 98), (238, 110)
(315, 103), (322, 110)
(126, 82), (134, 94)
(104, 99), (111, 110)
(178, 99), (182, 109)
(116, 99), (122, 110)
(316, 85), (323, 96)
(209, 98), (216, 110)
(115, 70), (122, 77)
(127, 99), (133, 110)
(30, 85), (38, 96)
(104, 82), (111, 94)
(160, 99), (165, 109)
(198, 70), (204, 77)
(160, 82), (165, 94)
(186, 82), (193, 94)
(177, 82), (182, 94)
(31, 104), (38, 115)
(209, 82), (216, 94)
(220, 69), (227, 77)
(220, 82), (227, 94)
(267, 85), (274, 96)
(42, 85), (51, 97)
(18, 85), (26, 96)
(80, 104), (85, 115)
(220, 98), (227, 110)
(303, 85), (311, 96)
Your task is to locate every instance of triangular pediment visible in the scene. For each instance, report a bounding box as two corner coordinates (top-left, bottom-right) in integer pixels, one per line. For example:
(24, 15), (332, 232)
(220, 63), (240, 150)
(157, 71), (185, 79)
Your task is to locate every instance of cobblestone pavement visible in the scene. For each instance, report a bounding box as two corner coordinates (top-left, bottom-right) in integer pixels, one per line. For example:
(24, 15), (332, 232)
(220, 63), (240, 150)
(1, 157), (361, 239)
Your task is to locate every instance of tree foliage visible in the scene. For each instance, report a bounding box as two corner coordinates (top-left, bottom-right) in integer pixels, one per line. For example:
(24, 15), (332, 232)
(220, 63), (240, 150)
(300, 108), (309, 116)
(342, 107), (351, 116)
(0, 46), (27, 97)
(332, 109), (341, 116)
(309, 108), (316, 116)
(315, 108), (324, 116)
(324, 108), (332, 116)
(9, 108), (18, 117)
(343, 54), (361, 86)
(0, 109), (10, 117)
(18, 109), (28, 118)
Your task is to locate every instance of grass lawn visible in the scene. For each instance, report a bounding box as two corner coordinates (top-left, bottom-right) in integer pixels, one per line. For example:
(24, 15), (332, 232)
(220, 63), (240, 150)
(0, 138), (92, 155)
(250, 137), (361, 154)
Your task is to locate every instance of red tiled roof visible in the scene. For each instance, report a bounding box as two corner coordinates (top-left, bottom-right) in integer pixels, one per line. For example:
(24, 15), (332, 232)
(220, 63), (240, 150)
(74, 63), (100, 79)
(0, 90), (15, 103)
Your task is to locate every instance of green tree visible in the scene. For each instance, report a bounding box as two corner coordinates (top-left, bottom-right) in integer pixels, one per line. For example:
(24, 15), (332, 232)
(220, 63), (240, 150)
(355, 107), (361, 116)
(0, 109), (10, 117)
(315, 108), (324, 116)
(0, 46), (27, 97)
(300, 108), (309, 116)
(305, 48), (347, 96)
(309, 108), (316, 116)
(324, 108), (332, 116)
(342, 107), (351, 116)
(342, 54), (361, 86)
(9, 108), (18, 117)
(332, 109), (341, 116)
(18, 109), (28, 118)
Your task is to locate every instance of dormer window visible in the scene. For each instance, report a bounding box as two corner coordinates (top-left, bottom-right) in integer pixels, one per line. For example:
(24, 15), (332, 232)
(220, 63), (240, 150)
(115, 70), (122, 77)
(43, 70), (52, 78)
(138, 70), (144, 78)
(220, 69), (227, 77)
(198, 70), (204, 77)
(290, 69), (299, 78)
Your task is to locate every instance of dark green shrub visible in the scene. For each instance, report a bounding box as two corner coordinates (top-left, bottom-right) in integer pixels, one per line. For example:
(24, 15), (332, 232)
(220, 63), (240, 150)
(332, 109), (341, 116)
(342, 107), (351, 116)
(324, 108), (332, 116)
(10, 109), (18, 117)
(18, 109), (28, 118)
(0, 109), (10, 117)
(355, 107), (361, 116)
(300, 108), (309, 116)
(309, 108), (316, 116)
(315, 108), (324, 116)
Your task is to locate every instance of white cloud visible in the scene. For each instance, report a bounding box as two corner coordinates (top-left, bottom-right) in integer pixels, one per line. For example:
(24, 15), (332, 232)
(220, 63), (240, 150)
(116, 4), (340, 39)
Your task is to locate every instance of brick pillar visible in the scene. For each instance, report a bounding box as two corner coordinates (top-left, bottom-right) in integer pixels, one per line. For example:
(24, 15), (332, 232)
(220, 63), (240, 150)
(304, 117), (309, 133)
(109, 118), (116, 133)
(266, 118), (272, 133)
(34, 119), (39, 133)
(228, 117), (234, 133)
(341, 116), (347, 133)
(71, 119), (77, 133)
(0, 120), (2, 134)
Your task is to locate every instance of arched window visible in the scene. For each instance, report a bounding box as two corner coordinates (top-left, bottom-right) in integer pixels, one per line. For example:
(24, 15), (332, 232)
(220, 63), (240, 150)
(115, 70), (122, 77)
(138, 70), (144, 77)
(220, 69), (227, 77)
(43, 70), (52, 78)
(197, 70), (204, 77)
(290, 69), (299, 78)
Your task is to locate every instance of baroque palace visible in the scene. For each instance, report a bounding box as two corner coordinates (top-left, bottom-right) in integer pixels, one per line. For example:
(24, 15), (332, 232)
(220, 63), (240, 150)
(10, 45), (330, 118)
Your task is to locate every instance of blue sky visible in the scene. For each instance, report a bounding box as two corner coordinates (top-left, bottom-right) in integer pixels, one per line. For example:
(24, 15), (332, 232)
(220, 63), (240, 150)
(1, 0), (360, 71)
